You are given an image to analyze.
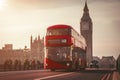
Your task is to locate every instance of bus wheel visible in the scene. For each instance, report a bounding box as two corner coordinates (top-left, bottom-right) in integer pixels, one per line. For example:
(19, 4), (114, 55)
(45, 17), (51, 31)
(50, 69), (55, 71)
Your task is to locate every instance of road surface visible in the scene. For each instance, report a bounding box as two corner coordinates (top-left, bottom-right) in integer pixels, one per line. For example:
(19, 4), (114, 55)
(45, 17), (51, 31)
(0, 69), (113, 80)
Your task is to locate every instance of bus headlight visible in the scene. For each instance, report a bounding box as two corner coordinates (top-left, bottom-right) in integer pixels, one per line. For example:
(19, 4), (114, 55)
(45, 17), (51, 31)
(61, 39), (67, 43)
(66, 63), (70, 66)
(45, 63), (48, 66)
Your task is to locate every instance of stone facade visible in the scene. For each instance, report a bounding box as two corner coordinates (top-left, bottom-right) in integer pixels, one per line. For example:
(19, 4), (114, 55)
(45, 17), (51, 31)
(30, 35), (44, 63)
(0, 36), (44, 65)
(0, 49), (30, 64)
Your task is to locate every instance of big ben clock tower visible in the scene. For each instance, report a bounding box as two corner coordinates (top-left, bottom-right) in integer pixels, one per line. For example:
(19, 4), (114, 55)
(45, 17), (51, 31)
(80, 1), (93, 66)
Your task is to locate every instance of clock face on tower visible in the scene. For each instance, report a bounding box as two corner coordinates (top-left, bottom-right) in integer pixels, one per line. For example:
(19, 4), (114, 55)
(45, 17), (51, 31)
(81, 22), (89, 30)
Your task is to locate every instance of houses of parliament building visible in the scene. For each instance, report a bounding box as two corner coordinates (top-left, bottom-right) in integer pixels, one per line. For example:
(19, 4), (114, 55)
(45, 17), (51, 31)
(0, 36), (44, 65)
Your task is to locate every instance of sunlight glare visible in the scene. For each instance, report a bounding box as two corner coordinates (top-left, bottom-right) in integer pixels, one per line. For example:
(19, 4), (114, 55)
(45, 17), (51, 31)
(0, 0), (6, 10)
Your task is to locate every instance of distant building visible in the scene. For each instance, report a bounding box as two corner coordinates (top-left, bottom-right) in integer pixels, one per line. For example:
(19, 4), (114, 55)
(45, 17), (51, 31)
(0, 49), (29, 64)
(2, 44), (13, 50)
(101, 56), (116, 68)
(30, 35), (44, 63)
(0, 35), (44, 64)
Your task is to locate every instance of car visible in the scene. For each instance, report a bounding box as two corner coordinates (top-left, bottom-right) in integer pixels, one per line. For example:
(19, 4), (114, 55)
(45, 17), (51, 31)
(90, 60), (99, 68)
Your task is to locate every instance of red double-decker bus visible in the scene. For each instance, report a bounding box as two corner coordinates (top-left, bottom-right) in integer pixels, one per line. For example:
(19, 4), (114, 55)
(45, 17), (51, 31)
(44, 24), (87, 71)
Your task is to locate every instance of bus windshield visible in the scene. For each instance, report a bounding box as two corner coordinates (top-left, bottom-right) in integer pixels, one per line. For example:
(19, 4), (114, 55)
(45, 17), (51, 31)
(46, 47), (70, 62)
(47, 28), (70, 36)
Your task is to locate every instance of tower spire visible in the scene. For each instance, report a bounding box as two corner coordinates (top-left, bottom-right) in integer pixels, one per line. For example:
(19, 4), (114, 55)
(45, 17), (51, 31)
(84, 0), (89, 12)
(81, 0), (91, 22)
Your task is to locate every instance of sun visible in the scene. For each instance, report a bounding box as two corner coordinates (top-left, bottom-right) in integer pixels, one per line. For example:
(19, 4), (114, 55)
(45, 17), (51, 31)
(0, 0), (6, 10)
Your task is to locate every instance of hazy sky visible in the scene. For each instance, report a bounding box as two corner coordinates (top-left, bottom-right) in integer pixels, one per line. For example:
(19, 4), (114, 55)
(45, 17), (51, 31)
(0, 0), (120, 59)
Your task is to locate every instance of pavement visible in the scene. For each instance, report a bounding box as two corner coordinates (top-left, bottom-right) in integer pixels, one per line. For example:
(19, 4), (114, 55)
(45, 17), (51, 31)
(112, 71), (120, 80)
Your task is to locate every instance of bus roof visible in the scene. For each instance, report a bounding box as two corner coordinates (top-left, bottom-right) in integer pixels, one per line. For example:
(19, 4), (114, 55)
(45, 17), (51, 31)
(47, 24), (72, 30)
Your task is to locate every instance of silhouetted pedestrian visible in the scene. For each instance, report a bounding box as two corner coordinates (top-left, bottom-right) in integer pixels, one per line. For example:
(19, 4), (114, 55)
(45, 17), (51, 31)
(14, 59), (18, 70)
(4, 60), (9, 71)
(36, 60), (41, 69)
(24, 59), (30, 70)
